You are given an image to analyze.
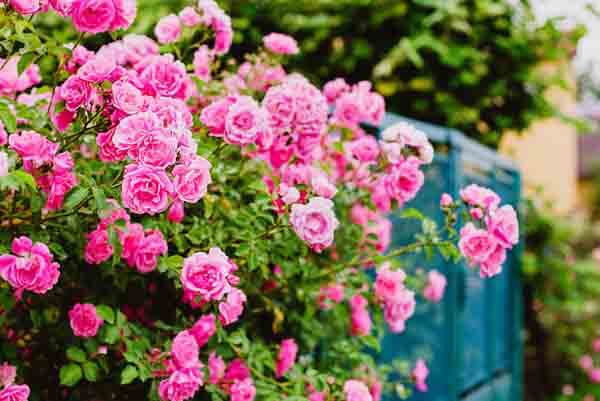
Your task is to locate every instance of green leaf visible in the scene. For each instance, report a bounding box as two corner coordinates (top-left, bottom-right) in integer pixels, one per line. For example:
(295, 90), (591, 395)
(17, 52), (36, 75)
(82, 361), (100, 382)
(60, 363), (83, 387)
(92, 187), (109, 212)
(102, 325), (120, 345)
(66, 347), (87, 363)
(96, 305), (115, 324)
(63, 187), (89, 210)
(400, 208), (425, 221)
(121, 365), (138, 385)
(0, 103), (16, 133)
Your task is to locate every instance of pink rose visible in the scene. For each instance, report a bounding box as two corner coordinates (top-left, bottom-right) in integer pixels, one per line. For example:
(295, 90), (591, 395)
(119, 222), (144, 266)
(181, 247), (234, 302)
(369, 379), (382, 401)
(0, 152), (8, 177)
(310, 169), (337, 199)
(134, 229), (167, 273)
(69, 303), (103, 338)
(110, 0), (136, 31)
(460, 184), (500, 211)
(193, 45), (212, 82)
(179, 6), (201, 27)
(290, 197), (339, 253)
(0, 237), (61, 295)
(113, 111), (161, 155)
(485, 205), (519, 249)
(158, 369), (202, 401)
(590, 368), (600, 383)
(440, 193), (453, 207)
(263, 33), (299, 55)
(580, 355), (593, 370)
(343, 380), (372, 401)
(0, 384), (30, 401)
(139, 55), (189, 99)
(230, 378), (256, 401)
(78, 54), (116, 83)
(122, 34), (159, 65)
(97, 129), (127, 163)
(275, 338), (298, 378)
(111, 80), (144, 114)
(84, 228), (113, 264)
(278, 183), (300, 205)
(135, 130), (178, 169)
(9, 0), (41, 15)
(224, 359), (250, 382)
(412, 359), (429, 392)
(0, 363), (16, 388)
(479, 243), (506, 279)
(59, 76), (92, 112)
(121, 164), (173, 215)
(323, 78), (349, 104)
(171, 157), (211, 204)
(171, 330), (200, 369)
(349, 136), (379, 163)
(70, 0), (117, 33)
(155, 14), (182, 45)
(349, 294), (371, 336)
(224, 96), (265, 146)
(423, 270), (446, 303)
(383, 289), (415, 333)
(208, 352), (225, 384)
(189, 314), (216, 348)
(318, 283), (344, 309)
(374, 263), (406, 304)
(383, 156), (424, 205)
(218, 287), (246, 326)
(49, 0), (74, 15)
(458, 223), (500, 274)
(9, 131), (58, 170)
(167, 200), (185, 223)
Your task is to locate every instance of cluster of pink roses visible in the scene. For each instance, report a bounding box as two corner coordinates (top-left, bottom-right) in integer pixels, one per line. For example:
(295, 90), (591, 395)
(7, 0), (136, 33)
(0, 56), (41, 96)
(453, 184), (519, 278)
(350, 203), (392, 254)
(180, 247), (246, 326)
(8, 131), (77, 210)
(0, 236), (60, 298)
(374, 263), (416, 333)
(263, 33), (299, 55)
(85, 201), (168, 272)
(157, 316), (257, 401)
(69, 303), (104, 337)
(0, 362), (29, 401)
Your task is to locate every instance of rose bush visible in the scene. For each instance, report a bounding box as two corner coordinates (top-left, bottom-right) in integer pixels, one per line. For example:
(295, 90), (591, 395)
(0, 1), (519, 400)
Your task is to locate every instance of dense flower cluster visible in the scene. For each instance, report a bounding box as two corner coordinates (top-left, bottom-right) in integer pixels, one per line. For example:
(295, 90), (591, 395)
(0, 1), (521, 400)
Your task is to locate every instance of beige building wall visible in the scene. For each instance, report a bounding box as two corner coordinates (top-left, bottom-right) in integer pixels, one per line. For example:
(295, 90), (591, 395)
(499, 61), (578, 214)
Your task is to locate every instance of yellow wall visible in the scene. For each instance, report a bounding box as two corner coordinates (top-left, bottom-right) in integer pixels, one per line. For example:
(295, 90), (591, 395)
(499, 62), (578, 214)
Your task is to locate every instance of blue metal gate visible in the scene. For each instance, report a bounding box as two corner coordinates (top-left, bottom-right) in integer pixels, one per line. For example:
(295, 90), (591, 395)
(371, 113), (523, 401)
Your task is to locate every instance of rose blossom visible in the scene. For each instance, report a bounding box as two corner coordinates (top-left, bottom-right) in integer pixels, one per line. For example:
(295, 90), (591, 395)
(459, 184), (500, 211)
(158, 369), (202, 401)
(230, 378), (256, 401)
(485, 205), (519, 249)
(59, 76), (92, 112)
(70, 0), (117, 33)
(290, 197), (339, 253)
(78, 54), (116, 83)
(275, 338), (298, 378)
(580, 355), (593, 370)
(263, 33), (300, 55)
(0, 363), (16, 388)
(69, 303), (103, 338)
(171, 330), (200, 369)
(440, 193), (453, 207)
(423, 270), (446, 303)
(458, 223), (497, 266)
(9, 0), (42, 14)
(412, 359), (429, 392)
(111, 80), (145, 115)
(0, 384), (30, 401)
(208, 352), (225, 384)
(179, 6), (201, 27)
(349, 294), (371, 336)
(181, 247), (234, 301)
(167, 201), (185, 223)
(224, 96), (265, 146)
(171, 157), (212, 203)
(0, 236), (61, 295)
(383, 156), (424, 205)
(84, 228), (113, 264)
(349, 136), (380, 163)
(343, 380), (373, 401)
(189, 314), (216, 348)
(139, 54), (189, 99)
(218, 288), (246, 326)
(383, 289), (415, 333)
(121, 163), (173, 215)
(374, 263), (407, 304)
(155, 14), (182, 44)
(0, 152), (8, 177)
(193, 45), (212, 82)
(224, 359), (250, 382)
(133, 229), (167, 273)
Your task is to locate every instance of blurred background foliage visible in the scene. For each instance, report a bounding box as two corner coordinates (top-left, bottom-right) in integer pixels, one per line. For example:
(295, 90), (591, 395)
(131, 0), (582, 148)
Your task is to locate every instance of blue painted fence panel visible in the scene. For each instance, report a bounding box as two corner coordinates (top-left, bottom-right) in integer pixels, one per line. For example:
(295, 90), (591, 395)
(369, 113), (522, 401)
